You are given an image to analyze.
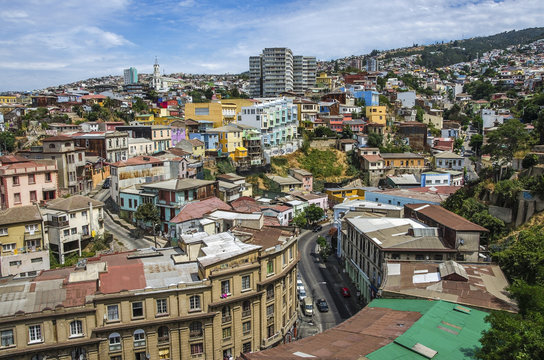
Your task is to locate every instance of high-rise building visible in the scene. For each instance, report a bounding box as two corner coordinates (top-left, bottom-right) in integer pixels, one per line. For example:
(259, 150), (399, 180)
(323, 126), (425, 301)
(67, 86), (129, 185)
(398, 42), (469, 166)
(249, 48), (316, 98)
(366, 57), (378, 72)
(123, 67), (138, 85)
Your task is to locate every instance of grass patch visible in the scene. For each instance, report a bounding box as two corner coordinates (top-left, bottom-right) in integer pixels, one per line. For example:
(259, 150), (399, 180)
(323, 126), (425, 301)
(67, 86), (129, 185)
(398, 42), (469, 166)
(299, 149), (343, 178)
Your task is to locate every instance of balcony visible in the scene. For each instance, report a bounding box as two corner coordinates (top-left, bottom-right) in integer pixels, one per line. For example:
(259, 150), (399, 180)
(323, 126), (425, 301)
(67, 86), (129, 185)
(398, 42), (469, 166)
(242, 310), (251, 318)
(222, 315), (232, 324)
(24, 233), (42, 241)
(189, 330), (203, 338)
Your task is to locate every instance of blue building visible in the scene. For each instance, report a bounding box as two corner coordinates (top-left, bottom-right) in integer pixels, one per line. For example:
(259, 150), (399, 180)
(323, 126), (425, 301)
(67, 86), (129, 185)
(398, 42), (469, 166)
(189, 132), (219, 151)
(364, 189), (443, 207)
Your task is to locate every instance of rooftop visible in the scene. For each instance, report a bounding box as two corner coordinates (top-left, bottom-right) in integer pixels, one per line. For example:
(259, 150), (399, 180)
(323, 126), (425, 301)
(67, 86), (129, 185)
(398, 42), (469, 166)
(381, 152), (425, 159)
(45, 195), (104, 212)
(0, 205), (42, 226)
(267, 175), (303, 186)
(434, 151), (464, 159)
(110, 155), (163, 168)
(382, 261), (516, 312)
(405, 204), (489, 232)
(170, 197), (231, 224)
(143, 178), (215, 191)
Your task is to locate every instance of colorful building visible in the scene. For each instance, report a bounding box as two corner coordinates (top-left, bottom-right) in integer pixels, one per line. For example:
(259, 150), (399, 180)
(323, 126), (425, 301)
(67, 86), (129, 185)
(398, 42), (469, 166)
(366, 106), (387, 125)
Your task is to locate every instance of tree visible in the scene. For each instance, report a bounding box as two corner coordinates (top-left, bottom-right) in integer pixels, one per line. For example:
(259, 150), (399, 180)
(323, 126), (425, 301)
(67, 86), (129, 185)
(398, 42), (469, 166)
(367, 132), (383, 148)
(292, 212), (307, 228)
(534, 109), (544, 145)
(523, 153), (538, 169)
(0, 132), (16, 153)
(134, 203), (160, 247)
(314, 126), (336, 138)
(305, 204), (325, 224)
(454, 137), (464, 153)
(469, 134), (483, 156)
(316, 236), (331, 261)
(415, 105), (424, 122)
(482, 119), (530, 165)
(132, 98), (148, 113)
(341, 125), (354, 139)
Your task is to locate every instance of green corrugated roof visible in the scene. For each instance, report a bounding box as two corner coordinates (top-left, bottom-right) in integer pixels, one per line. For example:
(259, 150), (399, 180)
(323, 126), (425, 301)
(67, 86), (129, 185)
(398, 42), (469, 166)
(367, 299), (489, 360)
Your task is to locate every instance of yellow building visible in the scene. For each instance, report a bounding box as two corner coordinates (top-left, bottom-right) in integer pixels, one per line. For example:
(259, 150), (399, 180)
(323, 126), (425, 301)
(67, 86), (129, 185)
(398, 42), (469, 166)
(0, 96), (17, 104)
(381, 153), (426, 168)
(366, 106), (387, 125)
(133, 113), (155, 125)
(0, 205), (49, 277)
(423, 109), (443, 129)
(325, 187), (366, 206)
(294, 99), (318, 129)
(316, 72), (332, 88)
(210, 125), (243, 159)
(0, 227), (299, 360)
(185, 99), (254, 128)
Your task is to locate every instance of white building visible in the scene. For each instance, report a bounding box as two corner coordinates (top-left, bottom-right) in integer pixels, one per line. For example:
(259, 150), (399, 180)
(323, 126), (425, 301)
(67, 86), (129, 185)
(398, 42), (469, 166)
(434, 151), (465, 171)
(42, 196), (105, 264)
(238, 98), (300, 163)
(128, 137), (154, 157)
(481, 109), (504, 129)
(397, 91), (416, 108)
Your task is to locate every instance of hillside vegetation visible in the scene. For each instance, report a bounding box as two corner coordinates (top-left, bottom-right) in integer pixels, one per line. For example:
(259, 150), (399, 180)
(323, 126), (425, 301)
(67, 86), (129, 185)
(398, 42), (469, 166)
(384, 27), (544, 68)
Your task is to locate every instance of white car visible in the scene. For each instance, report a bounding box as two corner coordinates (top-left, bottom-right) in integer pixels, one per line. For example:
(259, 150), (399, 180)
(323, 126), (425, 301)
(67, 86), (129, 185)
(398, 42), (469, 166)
(296, 279), (304, 293)
(298, 288), (307, 301)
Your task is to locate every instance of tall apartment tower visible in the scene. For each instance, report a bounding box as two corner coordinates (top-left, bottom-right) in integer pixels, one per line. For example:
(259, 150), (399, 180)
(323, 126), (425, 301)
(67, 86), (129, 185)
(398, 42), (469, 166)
(366, 57), (378, 72)
(249, 48), (316, 98)
(123, 67), (138, 85)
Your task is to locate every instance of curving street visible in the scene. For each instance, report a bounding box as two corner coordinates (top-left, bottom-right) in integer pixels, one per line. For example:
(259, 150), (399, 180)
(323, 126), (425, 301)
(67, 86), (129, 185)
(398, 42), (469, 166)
(297, 223), (360, 336)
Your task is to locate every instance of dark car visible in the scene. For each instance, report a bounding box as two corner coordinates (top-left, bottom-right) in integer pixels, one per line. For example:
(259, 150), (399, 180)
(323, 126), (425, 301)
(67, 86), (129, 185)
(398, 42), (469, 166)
(102, 178), (111, 189)
(341, 287), (351, 297)
(316, 298), (329, 312)
(313, 225), (323, 233)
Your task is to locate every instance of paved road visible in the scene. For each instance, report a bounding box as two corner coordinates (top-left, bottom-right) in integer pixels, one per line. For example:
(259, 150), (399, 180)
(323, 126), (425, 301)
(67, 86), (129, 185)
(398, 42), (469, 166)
(94, 189), (154, 250)
(463, 132), (480, 182)
(297, 223), (359, 335)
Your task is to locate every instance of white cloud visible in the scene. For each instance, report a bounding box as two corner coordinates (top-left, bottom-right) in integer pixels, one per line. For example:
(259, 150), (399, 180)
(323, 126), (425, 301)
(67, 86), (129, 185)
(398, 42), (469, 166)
(178, 0), (195, 7)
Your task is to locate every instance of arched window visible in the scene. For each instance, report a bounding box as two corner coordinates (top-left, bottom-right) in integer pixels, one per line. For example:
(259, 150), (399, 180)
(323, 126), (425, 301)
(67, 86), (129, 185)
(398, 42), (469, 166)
(189, 321), (202, 338)
(133, 329), (146, 348)
(189, 295), (201, 311)
(108, 332), (121, 351)
(157, 326), (169, 343)
(69, 320), (83, 337)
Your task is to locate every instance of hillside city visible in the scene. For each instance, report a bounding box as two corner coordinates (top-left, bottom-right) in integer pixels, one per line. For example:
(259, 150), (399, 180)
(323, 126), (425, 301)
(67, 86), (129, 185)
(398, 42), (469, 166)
(0, 28), (544, 360)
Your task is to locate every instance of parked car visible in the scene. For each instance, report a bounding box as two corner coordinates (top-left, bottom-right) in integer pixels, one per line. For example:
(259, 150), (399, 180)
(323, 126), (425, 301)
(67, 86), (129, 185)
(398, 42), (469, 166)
(341, 287), (351, 297)
(313, 225), (323, 233)
(298, 288), (307, 301)
(297, 279), (304, 293)
(316, 298), (329, 312)
(303, 297), (313, 316)
(102, 178), (111, 189)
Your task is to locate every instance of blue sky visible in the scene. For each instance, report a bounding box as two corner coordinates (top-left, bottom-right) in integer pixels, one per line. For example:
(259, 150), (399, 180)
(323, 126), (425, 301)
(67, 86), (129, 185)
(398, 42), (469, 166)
(0, 0), (542, 91)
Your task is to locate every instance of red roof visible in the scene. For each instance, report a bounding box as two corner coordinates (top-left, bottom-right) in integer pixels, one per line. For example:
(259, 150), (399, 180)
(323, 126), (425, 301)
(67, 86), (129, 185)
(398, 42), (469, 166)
(42, 135), (74, 142)
(405, 203), (489, 232)
(81, 94), (107, 100)
(231, 196), (261, 213)
(170, 197), (231, 223)
(406, 186), (461, 195)
(362, 154), (383, 162)
(263, 216), (281, 226)
(98, 253), (146, 294)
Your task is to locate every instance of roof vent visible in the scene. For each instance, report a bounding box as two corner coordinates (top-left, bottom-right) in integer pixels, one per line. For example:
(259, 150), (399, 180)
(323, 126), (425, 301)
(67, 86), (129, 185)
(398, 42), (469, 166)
(75, 258), (87, 270)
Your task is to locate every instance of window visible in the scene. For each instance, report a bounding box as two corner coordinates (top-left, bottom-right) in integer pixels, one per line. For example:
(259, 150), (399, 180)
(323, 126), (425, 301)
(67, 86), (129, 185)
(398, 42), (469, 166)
(222, 327), (231, 339)
(82, 225), (89, 236)
(190, 343), (203, 355)
(28, 174), (35, 184)
(242, 341), (251, 354)
(158, 326), (169, 343)
(133, 329), (146, 347)
(267, 324), (274, 338)
(28, 325), (42, 343)
(267, 261), (274, 275)
(221, 280), (230, 296)
(241, 275), (251, 291)
(242, 300), (251, 317)
(242, 321), (251, 334)
(25, 224), (38, 233)
(13, 193), (20, 204)
(30, 191), (37, 202)
(63, 229), (70, 237)
(81, 211), (87, 218)
(109, 332), (121, 352)
(31, 257), (43, 263)
(266, 285), (274, 300)
(107, 304), (119, 321)
(70, 213), (76, 219)
(189, 295), (201, 311)
(156, 299), (168, 315)
(132, 302), (143, 318)
(266, 304), (274, 317)
(71, 227), (77, 235)
(0, 228), (8, 236)
(189, 321), (202, 338)
(12, 176), (19, 186)
(9, 260), (21, 266)
(222, 306), (231, 323)
(69, 320), (83, 337)
(0, 329), (14, 347)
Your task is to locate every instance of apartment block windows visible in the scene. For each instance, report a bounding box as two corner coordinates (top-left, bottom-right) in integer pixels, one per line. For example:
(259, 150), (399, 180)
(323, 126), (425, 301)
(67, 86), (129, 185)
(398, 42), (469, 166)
(190, 343), (203, 355)
(156, 299), (168, 315)
(222, 327), (231, 340)
(241, 275), (251, 291)
(12, 176), (19, 186)
(30, 191), (37, 202)
(189, 321), (202, 338)
(0, 228), (8, 236)
(221, 279), (230, 296)
(267, 260), (274, 275)
(242, 342), (251, 354)
(107, 304), (119, 321)
(189, 295), (201, 311)
(28, 325), (42, 343)
(109, 333), (121, 352)
(242, 321), (251, 334)
(28, 174), (35, 184)
(133, 329), (146, 348)
(13, 193), (20, 204)
(0, 330), (14, 347)
(132, 302), (144, 318)
(69, 320), (83, 337)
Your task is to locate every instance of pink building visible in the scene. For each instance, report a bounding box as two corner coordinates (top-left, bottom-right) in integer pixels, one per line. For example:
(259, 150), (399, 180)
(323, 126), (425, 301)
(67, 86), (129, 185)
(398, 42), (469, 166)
(0, 156), (58, 209)
(289, 168), (313, 192)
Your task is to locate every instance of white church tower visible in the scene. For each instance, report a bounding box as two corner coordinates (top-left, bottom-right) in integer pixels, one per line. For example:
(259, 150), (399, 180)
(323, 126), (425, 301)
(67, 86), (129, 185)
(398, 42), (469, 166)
(152, 57), (161, 91)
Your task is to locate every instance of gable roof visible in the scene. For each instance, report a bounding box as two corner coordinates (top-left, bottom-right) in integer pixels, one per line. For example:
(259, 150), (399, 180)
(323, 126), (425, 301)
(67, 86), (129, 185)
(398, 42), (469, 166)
(405, 203), (489, 232)
(169, 197), (231, 224)
(0, 205), (42, 226)
(45, 195), (104, 212)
